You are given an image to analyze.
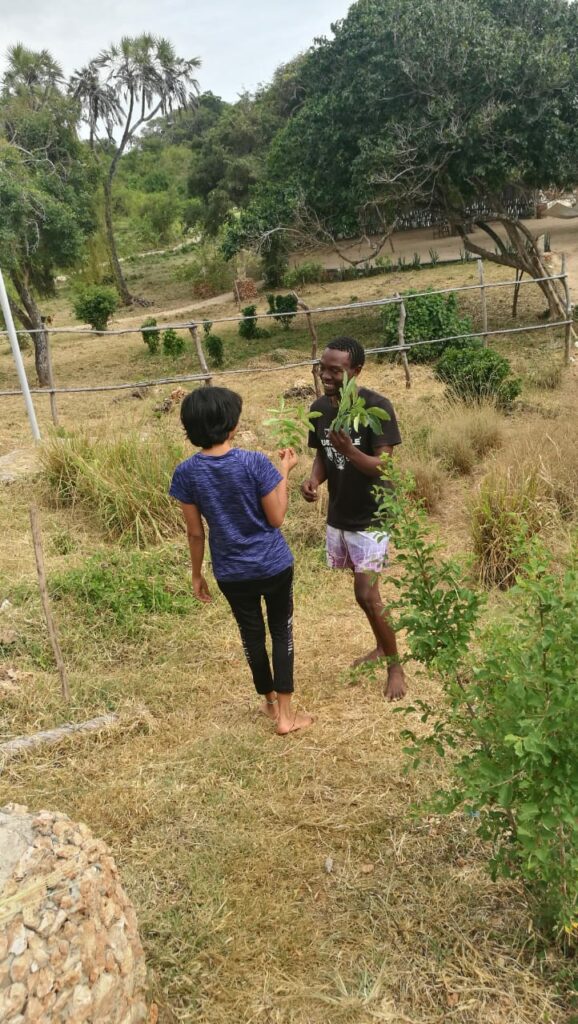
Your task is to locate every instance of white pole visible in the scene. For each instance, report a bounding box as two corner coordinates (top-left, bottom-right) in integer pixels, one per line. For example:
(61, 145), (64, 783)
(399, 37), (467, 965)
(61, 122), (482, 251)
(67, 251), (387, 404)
(0, 266), (41, 441)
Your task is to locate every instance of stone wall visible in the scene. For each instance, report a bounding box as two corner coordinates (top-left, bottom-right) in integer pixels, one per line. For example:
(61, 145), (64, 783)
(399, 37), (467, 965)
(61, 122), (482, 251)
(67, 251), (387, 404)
(0, 803), (148, 1023)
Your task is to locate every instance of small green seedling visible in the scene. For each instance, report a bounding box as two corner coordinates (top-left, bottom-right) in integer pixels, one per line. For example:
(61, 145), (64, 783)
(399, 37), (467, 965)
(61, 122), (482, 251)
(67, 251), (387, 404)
(330, 373), (390, 435)
(264, 398), (321, 451)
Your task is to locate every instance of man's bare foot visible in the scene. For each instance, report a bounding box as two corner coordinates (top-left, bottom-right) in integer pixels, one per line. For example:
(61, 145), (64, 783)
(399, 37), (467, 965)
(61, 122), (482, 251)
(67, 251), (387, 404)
(260, 699), (279, 722)
(276, 710), (314, 736)
(352, 647), (384, 668)
(384, 664), (407, 702)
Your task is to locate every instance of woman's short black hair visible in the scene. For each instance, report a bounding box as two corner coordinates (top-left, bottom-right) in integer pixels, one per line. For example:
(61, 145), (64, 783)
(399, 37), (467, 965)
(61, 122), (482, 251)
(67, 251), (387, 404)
(180, 386), (242, 449)
(326, 336), (366, 369)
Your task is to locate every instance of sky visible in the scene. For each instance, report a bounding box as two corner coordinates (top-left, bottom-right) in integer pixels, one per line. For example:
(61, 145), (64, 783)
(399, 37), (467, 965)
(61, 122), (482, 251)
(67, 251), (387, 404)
(0, 0), (353, 100)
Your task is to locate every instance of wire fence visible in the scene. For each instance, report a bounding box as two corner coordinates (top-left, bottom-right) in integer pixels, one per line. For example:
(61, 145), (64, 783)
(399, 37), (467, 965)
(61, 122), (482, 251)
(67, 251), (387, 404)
(0, 264), (573, 428)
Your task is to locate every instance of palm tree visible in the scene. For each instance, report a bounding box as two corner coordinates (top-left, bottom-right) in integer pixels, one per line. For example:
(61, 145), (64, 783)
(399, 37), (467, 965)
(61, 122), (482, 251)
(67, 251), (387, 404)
(71, 35), (201, 304)
(3, 44), (64, 108)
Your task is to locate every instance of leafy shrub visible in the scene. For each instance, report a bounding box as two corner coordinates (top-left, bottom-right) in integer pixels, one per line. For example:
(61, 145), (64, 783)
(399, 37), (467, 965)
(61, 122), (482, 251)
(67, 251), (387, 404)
(163, 328), (185, 357)
(266, 292), (298, 330)
(283, 261), (324, 288)
(205, 334), (224, 367)
(435, 344), (522, 406)
(381, 289), (473, 363)
(50, 548), (193, 639)
(239, 305), (259, 339)
(175, 243), (235, 297)
(375, 255), (393, 271)
(374, 463), (578, 940)
(41, 431), (184, 546)
(141, 317), (160, 354)
(138, 192), (179, 246)
(73, 285), (118, 331)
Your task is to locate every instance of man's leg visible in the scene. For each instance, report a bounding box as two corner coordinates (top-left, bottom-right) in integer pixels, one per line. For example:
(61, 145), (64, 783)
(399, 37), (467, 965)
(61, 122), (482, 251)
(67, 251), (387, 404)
(263, 567), (313, 735)
(217, 579), (278, 719)
(353, 572), (406, 701)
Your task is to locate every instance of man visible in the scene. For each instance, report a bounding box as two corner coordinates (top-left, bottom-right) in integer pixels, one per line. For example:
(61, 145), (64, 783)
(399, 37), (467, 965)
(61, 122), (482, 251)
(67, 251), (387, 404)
(301, 336), (406, 701)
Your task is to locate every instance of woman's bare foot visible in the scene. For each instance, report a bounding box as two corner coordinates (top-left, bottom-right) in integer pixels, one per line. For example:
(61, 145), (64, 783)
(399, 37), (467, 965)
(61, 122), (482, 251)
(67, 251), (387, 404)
(276, 710), (314, 736)
(384, 664), (407, 702)
(352, 647), (384, 668)
(260, 698), (279, 722)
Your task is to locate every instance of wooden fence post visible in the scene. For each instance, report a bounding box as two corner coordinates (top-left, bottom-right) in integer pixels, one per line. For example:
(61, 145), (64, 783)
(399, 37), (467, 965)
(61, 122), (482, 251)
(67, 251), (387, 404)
(29, 505), (70, 702)
(477, 259), (489, 347)
(188, 323), (212, 386)
(395, 293), (411, 389)
(292, 293), (321, 396)
(561, 253), (573, 366)
(44, 328), (59, 427)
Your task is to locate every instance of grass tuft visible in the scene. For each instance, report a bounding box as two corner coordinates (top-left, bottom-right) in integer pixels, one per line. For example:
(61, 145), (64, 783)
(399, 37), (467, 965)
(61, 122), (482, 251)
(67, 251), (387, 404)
(430, 402), (505, 475)
(41, 431), (185, 547)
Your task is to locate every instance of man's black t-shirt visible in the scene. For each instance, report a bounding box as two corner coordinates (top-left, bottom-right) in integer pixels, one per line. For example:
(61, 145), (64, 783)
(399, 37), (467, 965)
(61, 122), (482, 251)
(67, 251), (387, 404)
(307, 387), (402, 532)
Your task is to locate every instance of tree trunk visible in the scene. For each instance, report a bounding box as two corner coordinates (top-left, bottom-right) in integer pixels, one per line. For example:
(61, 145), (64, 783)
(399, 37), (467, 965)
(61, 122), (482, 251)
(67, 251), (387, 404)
(10, 272), (51, 387)
(103, 177), (132, 306)
(458, 217), (573, 331)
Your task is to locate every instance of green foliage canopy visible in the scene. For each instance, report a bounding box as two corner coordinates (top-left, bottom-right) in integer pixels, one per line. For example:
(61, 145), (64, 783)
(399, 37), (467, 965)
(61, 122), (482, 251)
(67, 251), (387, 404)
(226, 0), (578, 255)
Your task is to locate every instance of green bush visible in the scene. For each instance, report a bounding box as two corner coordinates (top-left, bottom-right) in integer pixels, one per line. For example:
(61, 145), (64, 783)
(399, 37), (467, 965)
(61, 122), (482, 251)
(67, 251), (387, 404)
(163, 328), (185, 357)
(141, 317), (160, 354)
(73, 285), (118, 331)
(266, 292), (298, 330)
(238, 305), (270, 340)
(435, 344), (522, 406)
(381, 289), (472, 363)
(283, 261), (324, 288)
(175, 243), (235, 297)
(205, 334), (224, 367)
(373, 463), (578, 941)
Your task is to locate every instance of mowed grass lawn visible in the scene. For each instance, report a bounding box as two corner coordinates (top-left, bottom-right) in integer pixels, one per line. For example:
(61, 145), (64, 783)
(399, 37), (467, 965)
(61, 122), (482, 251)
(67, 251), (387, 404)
(0, 262), (576, 1022)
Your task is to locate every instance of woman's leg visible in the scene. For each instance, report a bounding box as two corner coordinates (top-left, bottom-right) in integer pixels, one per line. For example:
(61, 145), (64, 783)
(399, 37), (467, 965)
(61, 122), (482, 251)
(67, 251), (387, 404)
(263, 567), (313, 735)
(217, 578), (275, 701)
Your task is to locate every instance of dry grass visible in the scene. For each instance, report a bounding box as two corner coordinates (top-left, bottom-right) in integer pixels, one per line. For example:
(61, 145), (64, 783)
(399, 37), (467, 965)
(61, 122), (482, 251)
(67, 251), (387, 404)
(40, 429), (185, 546)
(429, 402), (505, 476)
(469, 418), (578, 588)
(0, 265), (576, 1023)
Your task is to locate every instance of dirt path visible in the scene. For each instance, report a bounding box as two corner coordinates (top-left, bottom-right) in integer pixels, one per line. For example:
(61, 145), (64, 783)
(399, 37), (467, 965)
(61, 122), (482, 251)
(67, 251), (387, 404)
(297, 214), (578, 300)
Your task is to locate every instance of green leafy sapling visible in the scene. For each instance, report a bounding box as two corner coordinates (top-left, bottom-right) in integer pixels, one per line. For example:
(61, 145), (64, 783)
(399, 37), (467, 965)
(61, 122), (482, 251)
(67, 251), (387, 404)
(330, 373), (390, 435)
(263, 398), (321, 452)
(373, 460), (578, 943)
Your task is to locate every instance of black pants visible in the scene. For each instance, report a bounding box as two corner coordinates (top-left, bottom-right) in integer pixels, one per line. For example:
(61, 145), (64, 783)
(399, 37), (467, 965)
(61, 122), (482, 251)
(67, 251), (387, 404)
(217, 566), (294, 694)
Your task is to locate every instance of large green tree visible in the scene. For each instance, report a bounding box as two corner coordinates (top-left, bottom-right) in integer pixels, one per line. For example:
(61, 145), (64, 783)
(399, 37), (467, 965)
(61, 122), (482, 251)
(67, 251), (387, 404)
(227, 0), (578, 315)
(71, 35), (200, 304)
(0, 47), (96, 385)
(187, 58), (305, 238)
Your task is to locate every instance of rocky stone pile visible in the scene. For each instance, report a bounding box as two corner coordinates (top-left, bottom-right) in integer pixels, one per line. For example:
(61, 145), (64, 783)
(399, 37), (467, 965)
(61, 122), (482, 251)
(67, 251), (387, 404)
(0, 803), (147, 1023)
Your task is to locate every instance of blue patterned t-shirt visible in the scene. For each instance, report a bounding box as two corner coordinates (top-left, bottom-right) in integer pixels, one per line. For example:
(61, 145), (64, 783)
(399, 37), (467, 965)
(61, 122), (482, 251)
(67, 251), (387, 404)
(169, 448), (293, 581)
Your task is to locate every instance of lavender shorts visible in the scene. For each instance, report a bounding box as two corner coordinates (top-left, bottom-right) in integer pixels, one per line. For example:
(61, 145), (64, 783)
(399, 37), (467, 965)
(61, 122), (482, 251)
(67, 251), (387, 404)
(326, 526), (389, 573)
